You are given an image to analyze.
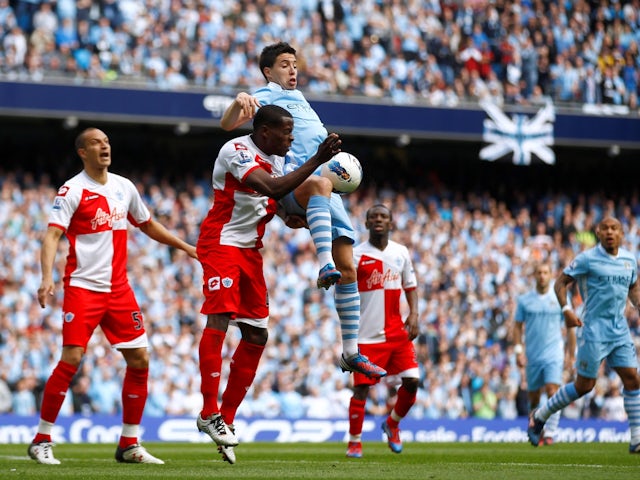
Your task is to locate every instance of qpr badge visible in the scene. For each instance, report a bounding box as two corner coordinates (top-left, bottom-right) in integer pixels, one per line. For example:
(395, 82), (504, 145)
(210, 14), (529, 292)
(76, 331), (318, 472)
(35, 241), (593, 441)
(63, 312), (75, 323)
(222, 277), (233, 288)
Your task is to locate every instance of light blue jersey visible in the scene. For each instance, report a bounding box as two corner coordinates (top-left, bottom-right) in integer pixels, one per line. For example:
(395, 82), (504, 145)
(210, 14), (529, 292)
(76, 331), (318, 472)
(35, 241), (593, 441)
(515, 288), (563, 365)
(565, 244), (637, 343)
(253, 82), (355, 242)
(254, 82), (327, 170)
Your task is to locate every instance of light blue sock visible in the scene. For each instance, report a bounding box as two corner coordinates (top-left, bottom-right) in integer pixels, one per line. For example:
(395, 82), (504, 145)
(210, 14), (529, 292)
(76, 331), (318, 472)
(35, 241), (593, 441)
(306, 195), (333, 267)
(623, 388), (640, 445)
(335, 282), (360, 356)
(538, 383), (578, 421)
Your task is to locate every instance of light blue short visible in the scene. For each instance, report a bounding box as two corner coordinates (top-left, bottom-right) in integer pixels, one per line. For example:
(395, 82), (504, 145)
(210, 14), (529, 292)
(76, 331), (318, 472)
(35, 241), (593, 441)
(576, 338), (639, 378)
(526, 359), (563, 391)
(279, 191), (355, 242)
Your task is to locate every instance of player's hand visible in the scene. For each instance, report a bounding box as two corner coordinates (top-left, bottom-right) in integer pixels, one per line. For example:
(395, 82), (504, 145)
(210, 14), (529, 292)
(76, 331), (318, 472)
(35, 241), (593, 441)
(314, 133), (341, 164)
(404, 312), (419, 340)
(563, 310), (583, 328)
(284, 215), (308, 229)
(236, 92), (261, 119)
(515, 353), (526, 368)
(185, 244), (198, 260)
(37, 281), (55, 308)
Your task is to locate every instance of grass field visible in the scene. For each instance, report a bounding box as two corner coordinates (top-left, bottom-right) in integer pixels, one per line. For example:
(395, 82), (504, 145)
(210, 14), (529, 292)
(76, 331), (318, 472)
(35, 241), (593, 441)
(1, 442), (639, 480)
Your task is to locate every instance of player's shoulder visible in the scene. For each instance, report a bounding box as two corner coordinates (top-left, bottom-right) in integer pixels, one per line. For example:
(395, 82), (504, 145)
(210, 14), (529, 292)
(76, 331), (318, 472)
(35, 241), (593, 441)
(221, 135), (253, 154)
(56, 172), (89, 195)
(107, 171), (137, 191)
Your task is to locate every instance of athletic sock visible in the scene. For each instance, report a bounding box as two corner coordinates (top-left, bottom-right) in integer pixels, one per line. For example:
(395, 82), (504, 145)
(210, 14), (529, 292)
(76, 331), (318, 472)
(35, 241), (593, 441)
(199, 328), (226, 418)
(307, 195), (333, 267)
(537, 383), (578, 421)
(624, 388), (640, 445)
(221, 340), (265, 425)
(38, 361), (77, 425)
(335, 282), (360, 356)
(391, 384), (417, 421)
(122, 367), (148, 426)
(348, 397), (366, 439)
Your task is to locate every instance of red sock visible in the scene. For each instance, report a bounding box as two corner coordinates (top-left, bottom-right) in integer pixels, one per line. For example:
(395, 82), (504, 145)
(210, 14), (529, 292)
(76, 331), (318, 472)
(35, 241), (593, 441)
(122, 367), (148, 426)
(390, 385), (417, 426)
(39, 361), (77, 424)
(33, 433), (52, 443)
(199, 328), (226, 418)
(221, 340), (264, 425)
(119, 436), (137, 449)
(349, 397), (366, 436)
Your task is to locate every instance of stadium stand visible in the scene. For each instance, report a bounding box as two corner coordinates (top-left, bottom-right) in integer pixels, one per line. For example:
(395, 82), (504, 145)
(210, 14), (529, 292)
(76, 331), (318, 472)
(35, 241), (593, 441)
(1, 160), (640, 420)
(0, 0), (638, 109)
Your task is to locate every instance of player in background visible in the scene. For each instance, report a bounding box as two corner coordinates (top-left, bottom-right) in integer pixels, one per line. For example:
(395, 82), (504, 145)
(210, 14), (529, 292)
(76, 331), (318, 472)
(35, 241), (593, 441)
(220, 41), (386, 380)
(196, 105), (342, 464)
(29, 128), (197, 465)
(527, 217), (640, 453)
(346, 204), (420, 458)
(512, 262), (576, 445)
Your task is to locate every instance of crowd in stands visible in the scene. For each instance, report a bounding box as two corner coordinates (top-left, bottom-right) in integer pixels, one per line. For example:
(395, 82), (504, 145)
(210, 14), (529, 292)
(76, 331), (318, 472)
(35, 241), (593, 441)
(2, 165), (640, 423)
(0, 0), (639, 110)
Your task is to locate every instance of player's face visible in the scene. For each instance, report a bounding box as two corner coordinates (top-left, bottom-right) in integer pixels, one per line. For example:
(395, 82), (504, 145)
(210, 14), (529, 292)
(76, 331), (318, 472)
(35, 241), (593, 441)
(265, 53), (297, 90)
(79, 129), (111, 169)
(365, 206), (392, 236)
(263, 117), (294, 157)
(534, 265), (551, 290)
(596, 217), (623, 253)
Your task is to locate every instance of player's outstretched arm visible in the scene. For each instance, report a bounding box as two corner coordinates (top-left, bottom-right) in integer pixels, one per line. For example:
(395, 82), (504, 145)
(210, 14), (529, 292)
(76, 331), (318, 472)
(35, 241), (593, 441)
(244, 133), (341, 200)
(139, 219), (197, 259)
(220, 92), (261, 131)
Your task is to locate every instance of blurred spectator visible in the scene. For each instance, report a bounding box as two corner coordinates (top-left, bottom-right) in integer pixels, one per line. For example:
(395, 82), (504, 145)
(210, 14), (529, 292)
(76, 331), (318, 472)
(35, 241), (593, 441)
(0, 0), (638, 110)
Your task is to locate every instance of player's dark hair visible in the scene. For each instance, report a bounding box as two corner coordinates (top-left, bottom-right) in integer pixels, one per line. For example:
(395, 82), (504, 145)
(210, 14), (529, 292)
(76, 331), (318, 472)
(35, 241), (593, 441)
(259, 42), (297, 80)
(366, 203), (393, 221)
(75, 127), (98, 150)
(253, 104), (292, 130)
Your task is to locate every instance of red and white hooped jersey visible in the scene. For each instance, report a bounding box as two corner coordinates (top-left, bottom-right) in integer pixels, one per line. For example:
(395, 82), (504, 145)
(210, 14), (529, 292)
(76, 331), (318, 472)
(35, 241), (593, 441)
(48, 170), (151, 292)
(198, 134), (284, 251)
(354, 240), (418, 344)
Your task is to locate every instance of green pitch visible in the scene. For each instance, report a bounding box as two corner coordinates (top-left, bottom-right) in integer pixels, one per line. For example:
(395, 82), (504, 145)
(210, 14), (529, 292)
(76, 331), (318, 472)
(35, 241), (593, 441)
(1, 442), (639, 480)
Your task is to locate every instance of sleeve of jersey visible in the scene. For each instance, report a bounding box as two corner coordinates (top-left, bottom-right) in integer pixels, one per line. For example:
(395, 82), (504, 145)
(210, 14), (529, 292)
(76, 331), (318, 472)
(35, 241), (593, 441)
(226, 146), (261, 183)
(48, 184), (79, 231)
(124, 178), (152, 226)
(564, 252), (588, 278)
(253, 87), (272, 105)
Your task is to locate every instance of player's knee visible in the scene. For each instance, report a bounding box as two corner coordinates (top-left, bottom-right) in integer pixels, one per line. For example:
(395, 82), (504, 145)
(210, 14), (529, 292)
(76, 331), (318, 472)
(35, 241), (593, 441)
(243, 326), (268, 346)
(303, 174), (333, 195)
(402, 378), (420, 393)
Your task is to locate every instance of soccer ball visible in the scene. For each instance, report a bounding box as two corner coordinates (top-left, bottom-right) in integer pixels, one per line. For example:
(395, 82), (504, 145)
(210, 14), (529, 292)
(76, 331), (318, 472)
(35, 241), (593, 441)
(320, 152), (363, 194)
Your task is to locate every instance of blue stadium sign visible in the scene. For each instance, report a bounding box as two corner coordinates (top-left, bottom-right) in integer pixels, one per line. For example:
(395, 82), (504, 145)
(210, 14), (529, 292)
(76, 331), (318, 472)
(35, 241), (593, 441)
(0, 81), (638, 148)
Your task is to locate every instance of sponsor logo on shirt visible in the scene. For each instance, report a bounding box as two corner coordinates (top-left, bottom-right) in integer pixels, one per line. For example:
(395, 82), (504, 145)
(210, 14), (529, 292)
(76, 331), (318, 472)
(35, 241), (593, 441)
(207, 277), (220, 291)
(90, 207), (126, 229)
(237, 150), (252, 164)
(366, 268), (401, 289)
(84, 194), (99, 201)
(57, 186), (70, 196)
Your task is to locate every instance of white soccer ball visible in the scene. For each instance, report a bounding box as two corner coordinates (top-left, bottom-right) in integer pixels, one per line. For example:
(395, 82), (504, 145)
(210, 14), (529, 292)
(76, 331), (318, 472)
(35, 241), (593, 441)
(320, 151), (363, 194)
